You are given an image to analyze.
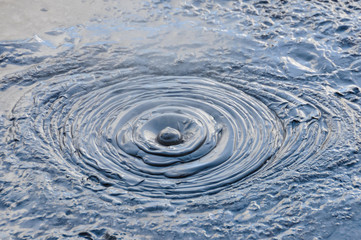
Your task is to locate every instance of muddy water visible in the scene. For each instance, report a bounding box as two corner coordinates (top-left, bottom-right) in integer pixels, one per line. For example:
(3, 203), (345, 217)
(1, 1), (361, 239)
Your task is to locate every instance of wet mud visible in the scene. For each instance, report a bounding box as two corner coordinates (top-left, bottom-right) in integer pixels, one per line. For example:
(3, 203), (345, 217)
(1, 0), (361, 239)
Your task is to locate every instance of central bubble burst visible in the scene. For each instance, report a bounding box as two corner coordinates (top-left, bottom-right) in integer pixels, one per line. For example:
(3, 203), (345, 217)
(116, 103), (223, 170)
(157, 127), (183, 146)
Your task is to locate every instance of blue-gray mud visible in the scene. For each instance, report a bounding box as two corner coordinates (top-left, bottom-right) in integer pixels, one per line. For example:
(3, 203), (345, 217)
(1, 1), (361, 239)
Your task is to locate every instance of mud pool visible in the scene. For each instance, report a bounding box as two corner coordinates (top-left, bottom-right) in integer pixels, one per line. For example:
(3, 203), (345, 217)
(1, 0), (361, 239)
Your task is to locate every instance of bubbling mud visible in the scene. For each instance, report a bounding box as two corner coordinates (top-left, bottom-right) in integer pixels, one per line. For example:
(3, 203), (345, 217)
(9, 75), (287, 198)
(9, 65), (357, 201)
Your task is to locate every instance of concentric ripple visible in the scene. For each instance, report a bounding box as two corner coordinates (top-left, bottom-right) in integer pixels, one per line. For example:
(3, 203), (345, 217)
(10, 70), (359, 201)
(9, 69), (359, 200)
(10, 75), (284, 198)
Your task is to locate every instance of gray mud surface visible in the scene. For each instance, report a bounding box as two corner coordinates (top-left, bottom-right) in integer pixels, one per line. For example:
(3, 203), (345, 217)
(1, 1), (361, 239)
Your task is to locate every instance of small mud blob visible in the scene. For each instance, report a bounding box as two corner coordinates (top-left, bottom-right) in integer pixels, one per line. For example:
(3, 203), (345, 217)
(157, 127), (183, 146)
